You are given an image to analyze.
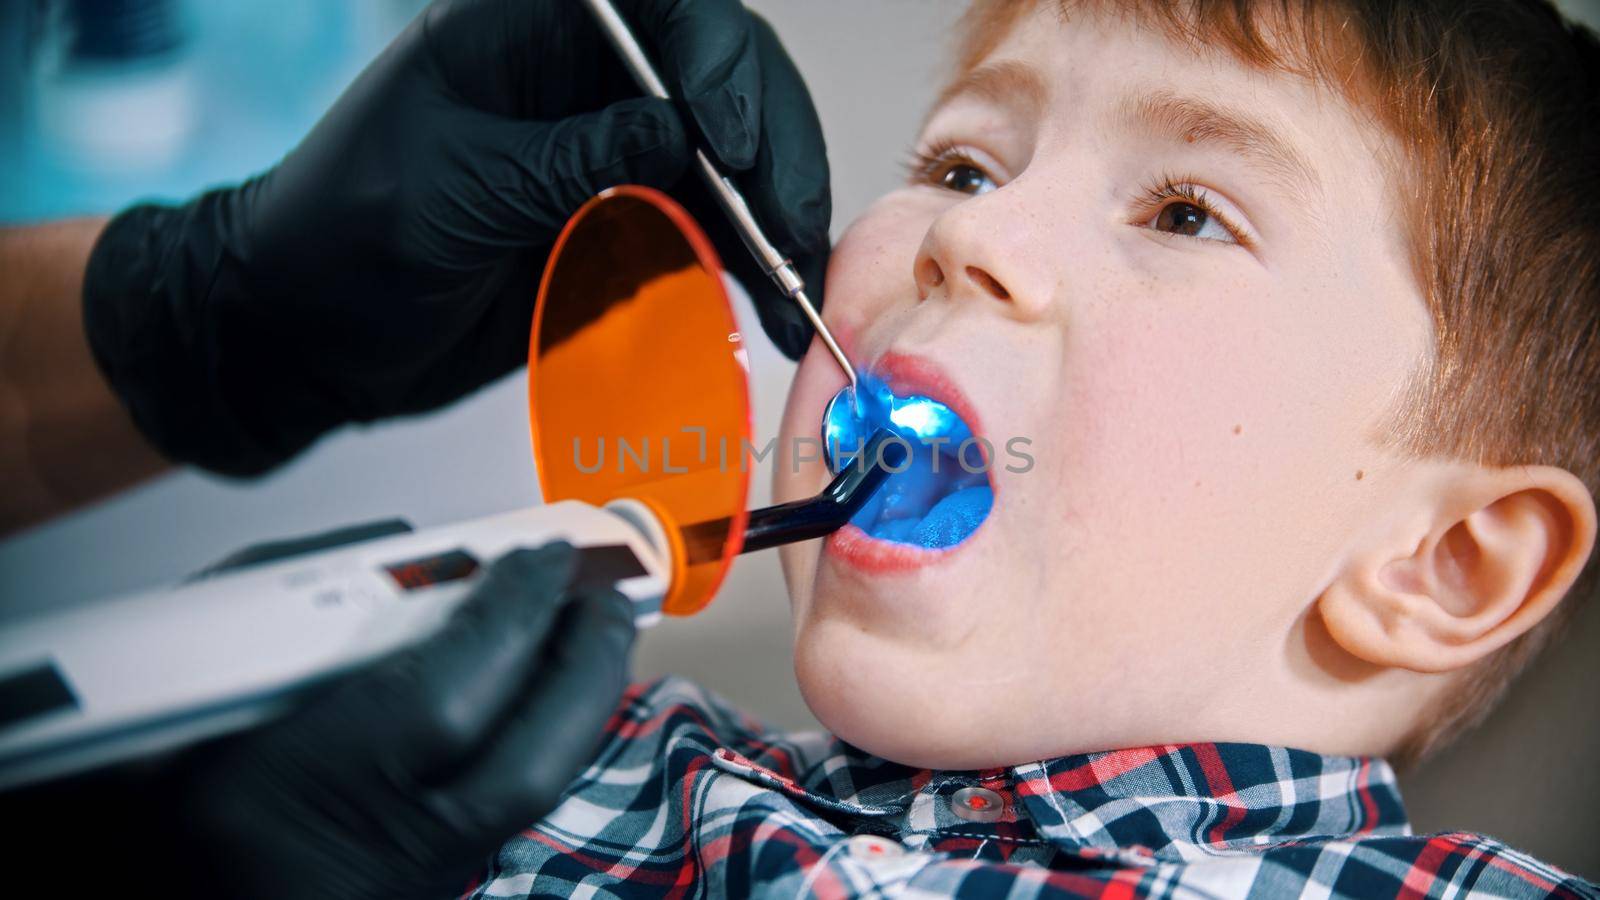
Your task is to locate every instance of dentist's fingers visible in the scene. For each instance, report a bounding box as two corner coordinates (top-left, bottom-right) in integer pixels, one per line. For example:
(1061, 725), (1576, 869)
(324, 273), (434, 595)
(336, 544), (582, 777)
(170, 546), (632, 900)
(739, 13), (831, 257)
(477, 98), (692, 237)
(434, 588), (636, 835)
(616, 0), (765, 171)
(718, 12), (833, 359)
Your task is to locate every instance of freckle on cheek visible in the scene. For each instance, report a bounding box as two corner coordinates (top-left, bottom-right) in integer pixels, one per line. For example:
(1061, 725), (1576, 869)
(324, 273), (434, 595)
(1356, 470), (1365, 480)
(1232, 424), (1242, 435)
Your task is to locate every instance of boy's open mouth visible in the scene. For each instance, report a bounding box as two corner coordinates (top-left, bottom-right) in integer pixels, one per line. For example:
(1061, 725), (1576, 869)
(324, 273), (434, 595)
(845, 440), (993, 547)
(822, 352), (994, 557)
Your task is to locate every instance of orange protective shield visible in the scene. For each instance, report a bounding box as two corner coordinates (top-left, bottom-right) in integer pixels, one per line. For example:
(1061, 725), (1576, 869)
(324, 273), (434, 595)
(528, 186), (752, 616)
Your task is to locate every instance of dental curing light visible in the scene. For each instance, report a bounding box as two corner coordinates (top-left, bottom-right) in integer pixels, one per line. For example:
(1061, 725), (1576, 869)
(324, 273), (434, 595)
(822, 374), (994, 549)
(0, 188), (893, 791)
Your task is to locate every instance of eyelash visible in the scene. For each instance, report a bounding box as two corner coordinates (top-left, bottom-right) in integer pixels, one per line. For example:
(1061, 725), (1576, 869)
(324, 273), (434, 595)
(904, 141), (1253, 249)
(1134, 173), (1254, 249)
(903, 139), (988, 190)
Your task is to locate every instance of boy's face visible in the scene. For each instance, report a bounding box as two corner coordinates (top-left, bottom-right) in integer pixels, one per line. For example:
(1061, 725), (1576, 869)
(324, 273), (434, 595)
(774, 6), (1436, 769)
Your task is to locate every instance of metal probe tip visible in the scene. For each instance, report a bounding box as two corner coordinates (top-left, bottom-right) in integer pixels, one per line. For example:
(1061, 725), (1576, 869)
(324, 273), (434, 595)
(791, 288), (859, 404)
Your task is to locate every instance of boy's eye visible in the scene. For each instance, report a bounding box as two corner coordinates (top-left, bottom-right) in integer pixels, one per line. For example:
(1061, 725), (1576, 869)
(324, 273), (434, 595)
(1137, 178), (1251, 247)
(1151, 201), (1230, 242)
(938, 163), (997, 196)
(907, 142), (999, 196)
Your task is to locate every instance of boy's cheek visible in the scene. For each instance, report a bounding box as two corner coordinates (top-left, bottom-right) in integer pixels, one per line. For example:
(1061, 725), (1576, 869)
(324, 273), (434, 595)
(1053, 301), (1372, 612)
(822, 193), (942, 329)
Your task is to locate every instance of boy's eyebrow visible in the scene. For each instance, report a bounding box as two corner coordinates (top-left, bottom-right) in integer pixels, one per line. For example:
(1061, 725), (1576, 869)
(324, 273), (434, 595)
(1117, 90), (1321, 202)
(932, 60), (1047, 119)
(930, 66), (1321, 204)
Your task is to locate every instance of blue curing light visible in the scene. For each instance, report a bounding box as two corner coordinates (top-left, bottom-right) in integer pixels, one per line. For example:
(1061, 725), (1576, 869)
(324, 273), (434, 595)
(820, 373), (992, 549)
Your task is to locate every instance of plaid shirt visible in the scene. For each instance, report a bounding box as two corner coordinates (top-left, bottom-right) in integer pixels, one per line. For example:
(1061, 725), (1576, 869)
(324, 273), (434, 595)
(467, 677), (1597, 899)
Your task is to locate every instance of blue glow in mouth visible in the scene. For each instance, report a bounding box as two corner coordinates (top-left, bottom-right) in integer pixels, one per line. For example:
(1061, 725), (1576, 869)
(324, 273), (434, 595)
(822, 373), (993, 549)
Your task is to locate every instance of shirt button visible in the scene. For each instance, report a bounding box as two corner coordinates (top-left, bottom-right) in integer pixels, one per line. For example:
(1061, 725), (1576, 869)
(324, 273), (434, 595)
(846, 835), (904, 860)
(951, 786), (1005, 823)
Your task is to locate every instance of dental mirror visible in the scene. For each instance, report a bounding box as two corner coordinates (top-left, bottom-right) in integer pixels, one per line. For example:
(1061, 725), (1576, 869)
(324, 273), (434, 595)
(821, 374), (971, 471)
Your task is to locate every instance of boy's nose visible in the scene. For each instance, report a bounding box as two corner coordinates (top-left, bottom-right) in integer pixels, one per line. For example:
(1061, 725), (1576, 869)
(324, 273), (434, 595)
(917, 258), (1011, 302)
(912, 200), (1047, 320)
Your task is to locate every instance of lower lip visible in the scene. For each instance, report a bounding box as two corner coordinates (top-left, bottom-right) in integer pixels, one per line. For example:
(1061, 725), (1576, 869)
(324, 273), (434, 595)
(823, 350), (993, 574)
(826, 524), (954, 573)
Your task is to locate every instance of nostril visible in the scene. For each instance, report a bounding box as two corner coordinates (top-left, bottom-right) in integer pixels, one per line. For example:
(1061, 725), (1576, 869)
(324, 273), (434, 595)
(965, 266), (1010, 300)
(918, 258), (945, 291)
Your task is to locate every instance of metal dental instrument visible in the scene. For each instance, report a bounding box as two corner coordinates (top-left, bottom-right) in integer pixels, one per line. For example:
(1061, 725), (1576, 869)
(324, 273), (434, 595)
(581, 0), (860, 400)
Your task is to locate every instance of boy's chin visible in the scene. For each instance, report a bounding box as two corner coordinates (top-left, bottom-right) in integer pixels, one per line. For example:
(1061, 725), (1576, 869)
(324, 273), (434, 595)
(792, 616), (1047, 771)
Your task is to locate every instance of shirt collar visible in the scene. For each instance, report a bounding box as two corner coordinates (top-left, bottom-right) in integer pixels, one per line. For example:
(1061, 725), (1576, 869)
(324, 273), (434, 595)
(716, 738), (1410, 863)
(1010, 743), (1411, 860)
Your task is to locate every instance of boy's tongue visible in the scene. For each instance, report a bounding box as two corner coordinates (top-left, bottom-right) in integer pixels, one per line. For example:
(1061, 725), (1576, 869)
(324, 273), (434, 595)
(823, 374), (993, 549)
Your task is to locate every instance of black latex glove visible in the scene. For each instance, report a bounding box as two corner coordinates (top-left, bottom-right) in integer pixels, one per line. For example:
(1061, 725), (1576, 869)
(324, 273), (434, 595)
(83, 0), (831, 478)
(6, 539), (634, 900)
(186, 541), (634, 899)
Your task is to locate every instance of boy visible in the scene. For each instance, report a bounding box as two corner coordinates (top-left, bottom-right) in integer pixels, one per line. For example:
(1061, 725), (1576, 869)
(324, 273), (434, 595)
(473, 0), (1600, 896)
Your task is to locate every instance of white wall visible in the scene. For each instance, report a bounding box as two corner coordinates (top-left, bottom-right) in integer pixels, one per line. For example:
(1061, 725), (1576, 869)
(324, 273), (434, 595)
(3, 0), (1596, 879)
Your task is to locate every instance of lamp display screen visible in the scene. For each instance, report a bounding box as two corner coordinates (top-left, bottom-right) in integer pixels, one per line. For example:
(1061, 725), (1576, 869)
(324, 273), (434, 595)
(382, 549), (480, 592)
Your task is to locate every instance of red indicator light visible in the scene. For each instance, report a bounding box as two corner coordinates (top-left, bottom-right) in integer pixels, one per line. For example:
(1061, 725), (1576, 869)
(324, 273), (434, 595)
(383, 550), (480, 592)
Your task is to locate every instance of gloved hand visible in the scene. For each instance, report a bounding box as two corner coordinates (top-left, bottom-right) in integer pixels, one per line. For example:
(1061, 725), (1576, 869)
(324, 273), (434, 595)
(160, 540), (635, 900)
(83, 0), (831, 477)
(5, 538), (633, 899)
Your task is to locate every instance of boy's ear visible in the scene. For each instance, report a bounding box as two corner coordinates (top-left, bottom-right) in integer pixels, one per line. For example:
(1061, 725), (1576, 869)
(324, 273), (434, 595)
(1319, 465), (1596, 674)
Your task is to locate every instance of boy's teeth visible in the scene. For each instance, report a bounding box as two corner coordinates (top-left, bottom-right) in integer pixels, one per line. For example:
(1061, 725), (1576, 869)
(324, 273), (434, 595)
(879, 490), (920, 521)
(952, 456), (987, 480)
(851, 479), (888, 528)
(882, 452), (950, 519)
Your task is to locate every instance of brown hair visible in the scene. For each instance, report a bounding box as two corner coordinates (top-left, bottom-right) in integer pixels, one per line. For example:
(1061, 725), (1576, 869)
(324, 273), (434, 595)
(952, 0), (1600, 766)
